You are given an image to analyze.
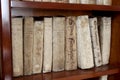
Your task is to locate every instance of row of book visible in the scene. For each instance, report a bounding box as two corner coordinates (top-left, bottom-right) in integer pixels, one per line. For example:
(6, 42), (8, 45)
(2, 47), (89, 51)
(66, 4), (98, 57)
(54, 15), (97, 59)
(14, 0), (111, 5)
(12, 16), (111, 80)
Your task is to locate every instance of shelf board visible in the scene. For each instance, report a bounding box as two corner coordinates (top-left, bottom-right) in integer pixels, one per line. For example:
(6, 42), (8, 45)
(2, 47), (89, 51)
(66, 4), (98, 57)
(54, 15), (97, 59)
(11, 1), (120, 11)
(13, 65), (119, 80)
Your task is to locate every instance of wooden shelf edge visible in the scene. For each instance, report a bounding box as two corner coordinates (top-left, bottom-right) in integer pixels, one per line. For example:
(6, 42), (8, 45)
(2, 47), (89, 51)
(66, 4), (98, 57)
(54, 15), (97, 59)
(13, 65), (119, 80)
(11, 1), (120, 11)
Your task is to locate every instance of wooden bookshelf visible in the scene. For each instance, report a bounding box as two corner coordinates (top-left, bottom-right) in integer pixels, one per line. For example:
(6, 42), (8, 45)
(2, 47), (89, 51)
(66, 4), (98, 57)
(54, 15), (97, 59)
(13, 65), (119, 80)
(1, 0), (120, 80)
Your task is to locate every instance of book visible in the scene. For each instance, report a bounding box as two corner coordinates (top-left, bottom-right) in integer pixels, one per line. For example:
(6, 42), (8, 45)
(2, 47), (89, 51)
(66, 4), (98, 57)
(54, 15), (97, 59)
(12, 17), (23, 77)
(43, 17), (52, 73)
(96, 0), (103, 5)
(65, 16), (77, 70)
(24, 17), (34, 75)
(89, 17), (102, 67)
(100, 17), (111, 65)
(51, 0), (68, 3)
(33, 20), (44, 74)
(80, 0), (88, 4)
(76, 15), (94, 69)
(42, 0), (50, 2)
(99, 75), (108, 80)
(69, 0), (77, 3)
(88, 0), (96, 4)
(53, 17), (65, 72)
(103, 0), (112, 5)
(34, 0), (42, 2)
(22, 0), (34, 1)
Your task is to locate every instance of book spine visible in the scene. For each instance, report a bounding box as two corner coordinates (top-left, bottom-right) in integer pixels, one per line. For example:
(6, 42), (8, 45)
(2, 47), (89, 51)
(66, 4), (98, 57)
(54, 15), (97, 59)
(65, 16), (77, 70)
(53, 17), (65, 72)
(51, 0), (68, 3)
(12, 17), (23, 77)
(89, 17), (102, 67)
(96, 0), (103, 5)
(43, 17), (53, 73)
(69, 0), (77, 3)
(24, 17), (34, 75)
(76, 15), (94, 69)
(33, 20), (44, 74)
(103, 0), (112, 5)
(88, 0), (96, 4)
(34, 0), (42, 2)
(80, 0), (88, 4)
(100, 17), (111, 65)
(22, 0), (34, 1)
(99, 75), (108, 80)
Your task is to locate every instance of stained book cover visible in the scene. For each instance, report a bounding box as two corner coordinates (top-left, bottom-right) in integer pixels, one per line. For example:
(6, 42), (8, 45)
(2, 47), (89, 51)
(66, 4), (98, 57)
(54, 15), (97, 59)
(53, 17), (65, 72)
(24, 17), (34, 75)
(65, 16), (77, 70)
(76, 15), (94, 69)
(89, 17), (102, 67)
(43, 17), (52, 73)
(33, 20), (44, 74)
(12, 17), (23, 77)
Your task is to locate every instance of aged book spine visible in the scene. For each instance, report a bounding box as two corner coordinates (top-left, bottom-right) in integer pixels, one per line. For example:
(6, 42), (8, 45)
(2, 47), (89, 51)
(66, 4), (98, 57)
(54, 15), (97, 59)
(65, 16), (77, 70)
(53, 17), (65, 72)
(76, 15), (94, 69)
(51, 0), (68, 3)
(100, 17), (111, 65)
(22, 0), (34, 1)
(34, 0), (42, 2)
(12, 17), (23, 77)
(24, 17), (34, 75)
(33, 20), (44, 74)
(89, 17), (102, 67)
(103, 0), (112, 5)
(96, 0), (103, 5)
(42, 0), (50, 2)
(80, 0), (88, 4)
(99, 75), (108, 80)
(88, 0), (96, 4)
(43, 17), (52, 73)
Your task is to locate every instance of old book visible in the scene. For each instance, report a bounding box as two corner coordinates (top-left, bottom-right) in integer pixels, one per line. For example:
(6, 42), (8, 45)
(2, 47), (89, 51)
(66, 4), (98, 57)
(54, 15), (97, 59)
(96, 0), (103, 5)
(34, 0), (42, 2)
(103, 0), (112, 5)
(100, 17), (111, 65)
(24, 17), (34, 75)
(42, 0), (50, 2)
(12, 17), (23, 77)
(76, 15), (94, 69)
(43, 17), (52, 73)
(80, 0), (88, 4)
(33, 20), (44, 74)
(65, 16), (77, 70)
(88, 0), (96, 4)
(89, 17), (102, 67)
(69, 0), (77, 3)
(51, 0), (68, 3)
(53, 17), (65, 72)
(99, 75), (108, 80)
(22, 0), (34, 1)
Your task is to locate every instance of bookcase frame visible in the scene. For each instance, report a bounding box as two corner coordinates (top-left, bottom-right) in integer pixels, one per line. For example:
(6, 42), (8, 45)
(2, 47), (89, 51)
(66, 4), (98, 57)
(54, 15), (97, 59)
(1, 0), (120, 80)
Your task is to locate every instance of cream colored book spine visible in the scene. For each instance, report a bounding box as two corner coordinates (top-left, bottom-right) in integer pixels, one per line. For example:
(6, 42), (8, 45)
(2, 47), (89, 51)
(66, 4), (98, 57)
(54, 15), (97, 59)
(51, 0), (68, 3)
(12, 17), (23, 77)
(42, 0), (50, 2)
(103, 0), (112, 5)
(22, 0), (34, 1)
(43, 17), (52, 73)
(96, 0), (103, 5)
(65, 16), (77, 70)
(34, 0), (42, 2)
(88, 0), (96, 4)
(33, 20), (44, 74)
(53, 17), (65, 72)
(69, 0), (77, 3)
(100, 17), (111, 65)
(24, 17), (34, 75)
(80, 0), (88, 4)
(76, 15), (94, 69)
(89, 17), (102, 67)
(99, 75), (108, 80)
